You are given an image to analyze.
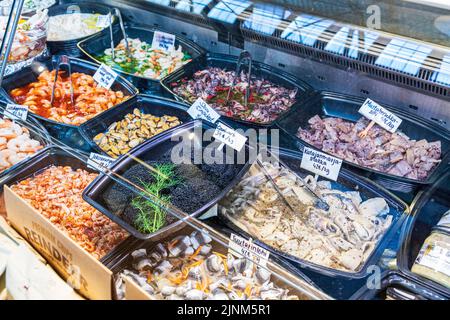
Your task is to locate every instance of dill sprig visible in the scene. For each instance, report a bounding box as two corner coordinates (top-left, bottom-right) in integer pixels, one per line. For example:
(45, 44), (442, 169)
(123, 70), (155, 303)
(132, 163), (180, 234)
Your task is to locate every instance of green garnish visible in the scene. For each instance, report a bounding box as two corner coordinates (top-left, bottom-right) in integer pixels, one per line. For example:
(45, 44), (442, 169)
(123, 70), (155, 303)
(132, 163), (180, 234)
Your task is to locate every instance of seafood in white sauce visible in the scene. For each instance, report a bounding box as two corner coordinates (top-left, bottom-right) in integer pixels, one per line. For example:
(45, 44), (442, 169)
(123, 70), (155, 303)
(115, 230), (300, 300)
(220, 161), (394, 272)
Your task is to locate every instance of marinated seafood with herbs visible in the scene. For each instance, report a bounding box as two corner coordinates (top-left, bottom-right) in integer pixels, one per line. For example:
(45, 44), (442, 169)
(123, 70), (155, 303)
(297, 116), (441, 180)
(0, 118), (43, 173)
(94, 108), (182, 158)
(48, 13), (111, 41)
(9, 70), (129, 125)
(116, 230), (300, 300)
(0, 10), (48, 63)
(220, 161), (393, 272)
(171, 67), (298, 124)
(11, 166), (128, 259)
(97, 38), (191, 80)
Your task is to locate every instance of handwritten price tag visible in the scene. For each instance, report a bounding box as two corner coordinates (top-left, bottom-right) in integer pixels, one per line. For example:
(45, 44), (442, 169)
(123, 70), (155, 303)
(187, 98), (221, 123)
(213, 123), (247, 152)
(4, 104), (28, 121)
(300, 146), (342, 181)
(96, 14), (111, 28)
(93, 64), (118, 89)
(87, 153), (115, 171)
(151, 31), (176, 51)
(228, 234), (270, 267)
(358, 98), (402, 133)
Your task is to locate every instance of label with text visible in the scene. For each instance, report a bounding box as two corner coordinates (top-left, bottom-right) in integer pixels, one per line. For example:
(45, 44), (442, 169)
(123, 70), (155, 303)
(300, 146), (342, 181)
(358, 98), (402, 133)
(213, 123), (247, 152)
(93, 64), (118, 89)
(151, 31), (176, 51)
(96, 14), (111, 28)
(187, 98), (221, 123)
(87, 153), (115, 171)
(228, 233), (270, 267)
(5, 104), (28, 121)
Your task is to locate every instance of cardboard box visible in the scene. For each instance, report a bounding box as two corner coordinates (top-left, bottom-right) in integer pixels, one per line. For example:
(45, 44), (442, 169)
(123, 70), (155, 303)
(5, 185), (113, 300)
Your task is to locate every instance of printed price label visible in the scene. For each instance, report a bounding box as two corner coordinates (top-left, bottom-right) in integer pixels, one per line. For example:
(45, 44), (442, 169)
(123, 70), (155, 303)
(213, 123), (247, 152)
(415, 244), (450, 278)
(358, 98), (402, 133)
(87, 153), (115, 171)
(151, 31), (176, 51)
(96, 14), (111, 28)
(93, 64), (118, 89)
(228, 233), (270, 267)
(4, 104), (28, 121)
(187, 98), (221, 123)
(300, 146), (343, 181)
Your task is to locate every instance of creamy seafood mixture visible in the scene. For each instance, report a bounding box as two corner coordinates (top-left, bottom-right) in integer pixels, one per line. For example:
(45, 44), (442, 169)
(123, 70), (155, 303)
(220, 161), (394, 272)
(48, 13), (110, 41)
(116, 230), (300, 300)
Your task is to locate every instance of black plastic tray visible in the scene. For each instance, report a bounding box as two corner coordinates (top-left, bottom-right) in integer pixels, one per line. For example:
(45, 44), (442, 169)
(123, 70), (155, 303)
(397, 171), (450, 298)
(160, 52), (316, 128)
(0, 56), (138, 151)
(218, 148), (409, 279)
(350, 271), (447, 300)
(47, 2), (116, 57)
(0, 146), (134, 264)
(276, 91), (450, 193)
(79, 94), (192, 157)
(82, 119), (252, 239)
(0, 102), (50, 182)
(77, 23), (206, 93)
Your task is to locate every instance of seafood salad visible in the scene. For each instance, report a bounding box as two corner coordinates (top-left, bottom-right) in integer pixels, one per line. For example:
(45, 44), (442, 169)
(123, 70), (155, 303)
(11, 166), (128, 259)
(220, 161), (394, 272)
(9, 70), (129, 125)
(97, 38), (191, 80)
(48, 13), (111, 41)
(171, 67), (298, 124)
(116, 230), (300, 300)
(0, 10), (48, 63)
(93, 108), (182, 158)
(297, 116), (442, 180)
(0, 118), (43, 173)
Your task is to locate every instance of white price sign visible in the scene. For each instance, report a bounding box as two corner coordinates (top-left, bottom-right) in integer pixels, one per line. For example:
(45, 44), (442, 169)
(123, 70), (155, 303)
(96, 14), (111, 28)
(93, 64), (118, 89)
(4, 104), (28, 121)
(358, 98), (402, 133)
(301, 146), (343, 181)
(187, 98), (221, 123)
(228, 233), (270, 267)
(151, 31), (176, 51)
(87, 153), (115, 171)
(213, 123), (247, 152)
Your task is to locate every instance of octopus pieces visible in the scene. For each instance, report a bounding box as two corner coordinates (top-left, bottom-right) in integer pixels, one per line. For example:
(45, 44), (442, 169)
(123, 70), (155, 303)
(171, 67), (297, 124)
(297, 116), (441, 180)
(9, 70), (129, 126)
(11, 166), (128, 259)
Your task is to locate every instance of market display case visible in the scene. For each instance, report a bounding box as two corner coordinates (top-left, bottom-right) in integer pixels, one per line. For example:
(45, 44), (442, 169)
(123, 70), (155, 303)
(0, 0), (449, 301)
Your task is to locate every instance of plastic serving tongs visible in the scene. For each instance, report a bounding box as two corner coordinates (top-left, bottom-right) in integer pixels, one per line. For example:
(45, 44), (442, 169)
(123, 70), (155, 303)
(108, 8), (130, 60)
(50, 55), (74, 107)
(226, 50), (252, 108)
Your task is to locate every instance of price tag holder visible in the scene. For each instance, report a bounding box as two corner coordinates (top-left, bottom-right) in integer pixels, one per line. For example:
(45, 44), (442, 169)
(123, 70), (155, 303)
(4, 104), (28, 121)
(93, 64), (118, 89)
(228, 234), (270, 267)
(96, 14), (111, 28)
(300, 146), (342, 181)
(213, 123), (247, 152)
(358, 98), (402, 133)
(187, 98), (221, 123)
(151, 31), (176, 51)
(87, 153), (115, 171)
